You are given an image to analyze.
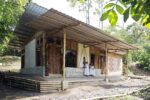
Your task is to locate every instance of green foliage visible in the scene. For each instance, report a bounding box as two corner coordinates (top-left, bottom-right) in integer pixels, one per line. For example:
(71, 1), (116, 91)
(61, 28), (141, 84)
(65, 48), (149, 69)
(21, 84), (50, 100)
(132, 50), (150, 71)
(101, 1), (124, 26)
(123, 8), (130, 22)
(116, 4), (124, 14)
(132, 44), (150, 71)
(101, 0), (150, 29)
(0, 0), (29, 55)
(108, 10), (118, 26)
(105, 23), (150, 45)
(104, 23), (150, 71)
(122, 51), (132, 77)
(79, 0), (86, 4)
(100, 10), (110, 21)
(104, 3), (115, 9)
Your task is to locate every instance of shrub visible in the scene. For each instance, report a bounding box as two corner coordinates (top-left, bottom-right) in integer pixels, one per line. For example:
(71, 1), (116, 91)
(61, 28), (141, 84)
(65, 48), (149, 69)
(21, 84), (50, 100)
(132, 50), (150, 71)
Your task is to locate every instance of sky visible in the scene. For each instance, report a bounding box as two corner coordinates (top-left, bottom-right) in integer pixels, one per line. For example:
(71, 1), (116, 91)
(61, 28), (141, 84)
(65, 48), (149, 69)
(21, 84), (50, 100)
(32, 0), (134, 29)
(32, 0), (85, 21)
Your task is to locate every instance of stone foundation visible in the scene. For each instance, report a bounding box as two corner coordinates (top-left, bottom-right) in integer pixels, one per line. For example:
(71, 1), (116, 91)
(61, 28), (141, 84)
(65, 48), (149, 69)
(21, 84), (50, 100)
(20, 67), (44, 76)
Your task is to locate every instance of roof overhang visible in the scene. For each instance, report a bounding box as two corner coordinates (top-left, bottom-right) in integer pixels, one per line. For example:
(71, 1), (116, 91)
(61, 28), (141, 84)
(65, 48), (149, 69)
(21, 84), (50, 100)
(10, 3), (138, 53)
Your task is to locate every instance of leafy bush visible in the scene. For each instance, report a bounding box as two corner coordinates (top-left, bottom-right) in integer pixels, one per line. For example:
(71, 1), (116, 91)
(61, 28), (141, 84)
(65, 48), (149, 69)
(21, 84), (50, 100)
(132, 49), (150, 71)
(0, 45), (21, 56)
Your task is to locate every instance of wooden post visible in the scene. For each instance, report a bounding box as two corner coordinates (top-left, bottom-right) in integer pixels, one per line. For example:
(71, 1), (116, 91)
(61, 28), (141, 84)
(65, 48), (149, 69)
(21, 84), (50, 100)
(104, 43), (109, 82)
(61, 28), (68, 91)
(63, 28), (66, 80)
(42, 33), (46, 77)
(125, 50), (129, 79)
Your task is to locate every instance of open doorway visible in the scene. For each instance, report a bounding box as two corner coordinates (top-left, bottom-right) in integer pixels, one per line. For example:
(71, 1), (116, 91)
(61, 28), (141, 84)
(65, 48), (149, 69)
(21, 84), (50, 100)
(66, 50), (77, 67)
(90, 54), (95, 66)
(36, 37), (43, 67)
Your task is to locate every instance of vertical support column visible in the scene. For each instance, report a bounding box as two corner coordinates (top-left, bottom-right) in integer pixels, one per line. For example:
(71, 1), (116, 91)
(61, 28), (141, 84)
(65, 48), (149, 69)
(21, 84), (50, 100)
(125, 50), (129, 79)
(42, 33), (46, 77)
(63, 28), (66, 80)
(104, 43), (109, 82)
(61, 28), (68, 91)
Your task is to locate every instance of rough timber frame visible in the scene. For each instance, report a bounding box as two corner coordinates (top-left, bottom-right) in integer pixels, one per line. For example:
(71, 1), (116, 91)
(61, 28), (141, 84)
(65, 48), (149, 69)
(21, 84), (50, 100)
(104, 43), (108, 82)
(63, 28), (66, 80)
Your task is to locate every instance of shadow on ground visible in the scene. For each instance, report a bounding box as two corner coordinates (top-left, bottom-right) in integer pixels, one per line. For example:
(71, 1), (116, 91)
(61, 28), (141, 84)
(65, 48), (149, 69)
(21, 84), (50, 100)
(0, 83), (46, 100)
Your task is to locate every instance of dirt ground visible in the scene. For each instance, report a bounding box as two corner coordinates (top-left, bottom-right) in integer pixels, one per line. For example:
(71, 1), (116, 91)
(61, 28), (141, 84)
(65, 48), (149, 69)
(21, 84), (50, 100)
(0, 78), (147, 100)
(103, 87), (150, 100)
(0, 83), (44, 100)
(130, 63), (150, 76)
(0, 58), (150, 100)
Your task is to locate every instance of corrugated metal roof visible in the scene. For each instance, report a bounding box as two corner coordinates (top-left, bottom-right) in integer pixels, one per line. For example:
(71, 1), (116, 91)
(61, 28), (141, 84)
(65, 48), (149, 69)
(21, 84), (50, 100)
(10, 2), (138, 52)
(9, 3), (48, 48)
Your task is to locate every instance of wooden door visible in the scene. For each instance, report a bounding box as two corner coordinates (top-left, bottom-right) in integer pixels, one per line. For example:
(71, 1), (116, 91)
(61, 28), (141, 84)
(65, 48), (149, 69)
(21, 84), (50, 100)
(47, 44), (62, 74)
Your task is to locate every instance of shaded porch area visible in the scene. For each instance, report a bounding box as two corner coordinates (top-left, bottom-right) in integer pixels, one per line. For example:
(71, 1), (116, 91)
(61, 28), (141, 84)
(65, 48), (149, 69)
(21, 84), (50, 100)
(0, 71), (122, 93)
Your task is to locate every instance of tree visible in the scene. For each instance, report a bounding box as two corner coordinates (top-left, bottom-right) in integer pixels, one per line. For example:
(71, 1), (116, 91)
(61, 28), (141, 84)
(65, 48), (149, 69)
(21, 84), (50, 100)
(67, 0), (92, 24)
(104, 23), (150, 45)
(101, 0), (150, 29)
(0, 0), (30, 55)
(93, 0), (104, 29)
(104, 23), (150, 71)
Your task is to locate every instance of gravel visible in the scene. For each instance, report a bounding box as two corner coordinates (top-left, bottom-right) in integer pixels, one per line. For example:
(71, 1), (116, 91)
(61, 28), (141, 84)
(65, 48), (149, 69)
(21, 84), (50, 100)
(17, 77), (150, 100)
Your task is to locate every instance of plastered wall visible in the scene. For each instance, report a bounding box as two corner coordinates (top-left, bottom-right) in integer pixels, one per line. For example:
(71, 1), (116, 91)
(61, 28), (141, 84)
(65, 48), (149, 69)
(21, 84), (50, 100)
(77, 43), (90, 67)
(21, 39), (44, 76)
(25, 39), (36, 68)
(108, 53), (123, 76)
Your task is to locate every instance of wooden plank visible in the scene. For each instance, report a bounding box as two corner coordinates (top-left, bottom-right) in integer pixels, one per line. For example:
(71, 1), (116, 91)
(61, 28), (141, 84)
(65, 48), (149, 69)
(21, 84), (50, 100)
(0, 74), (40, 92)
(71, 40), (77, 51)
(40, 87), (61, 90)
(40, 84), (60, 86)
(40, 86), (61, 88)
(40, 82), (61, 84)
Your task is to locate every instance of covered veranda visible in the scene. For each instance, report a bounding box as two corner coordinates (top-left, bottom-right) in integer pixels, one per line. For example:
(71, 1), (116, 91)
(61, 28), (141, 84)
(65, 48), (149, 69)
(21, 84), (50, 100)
(7, 3), (138, 92)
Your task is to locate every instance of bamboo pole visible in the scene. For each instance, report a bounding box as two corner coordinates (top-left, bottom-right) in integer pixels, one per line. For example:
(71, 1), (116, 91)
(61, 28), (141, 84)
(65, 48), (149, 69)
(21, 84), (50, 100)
(104, 43), (109, 82)
(63, 28), (66, 80)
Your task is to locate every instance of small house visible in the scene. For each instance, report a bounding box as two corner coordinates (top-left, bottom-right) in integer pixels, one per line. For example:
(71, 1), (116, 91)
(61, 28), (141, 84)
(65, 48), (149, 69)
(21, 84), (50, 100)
(10, 3), (137, 82)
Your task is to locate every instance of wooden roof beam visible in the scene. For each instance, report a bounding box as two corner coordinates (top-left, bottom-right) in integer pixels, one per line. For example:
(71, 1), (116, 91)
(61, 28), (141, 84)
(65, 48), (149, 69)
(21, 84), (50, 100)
(103, 40), (119, 43)
(84, 42), (103, 48)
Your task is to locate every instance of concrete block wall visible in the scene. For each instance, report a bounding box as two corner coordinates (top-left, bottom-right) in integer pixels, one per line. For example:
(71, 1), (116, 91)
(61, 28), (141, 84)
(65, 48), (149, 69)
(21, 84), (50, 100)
(21, 39), (44, 76)
(25, 39), (36, 68)
(66, 67), (101, 78)
(20, 67), (44, 76)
